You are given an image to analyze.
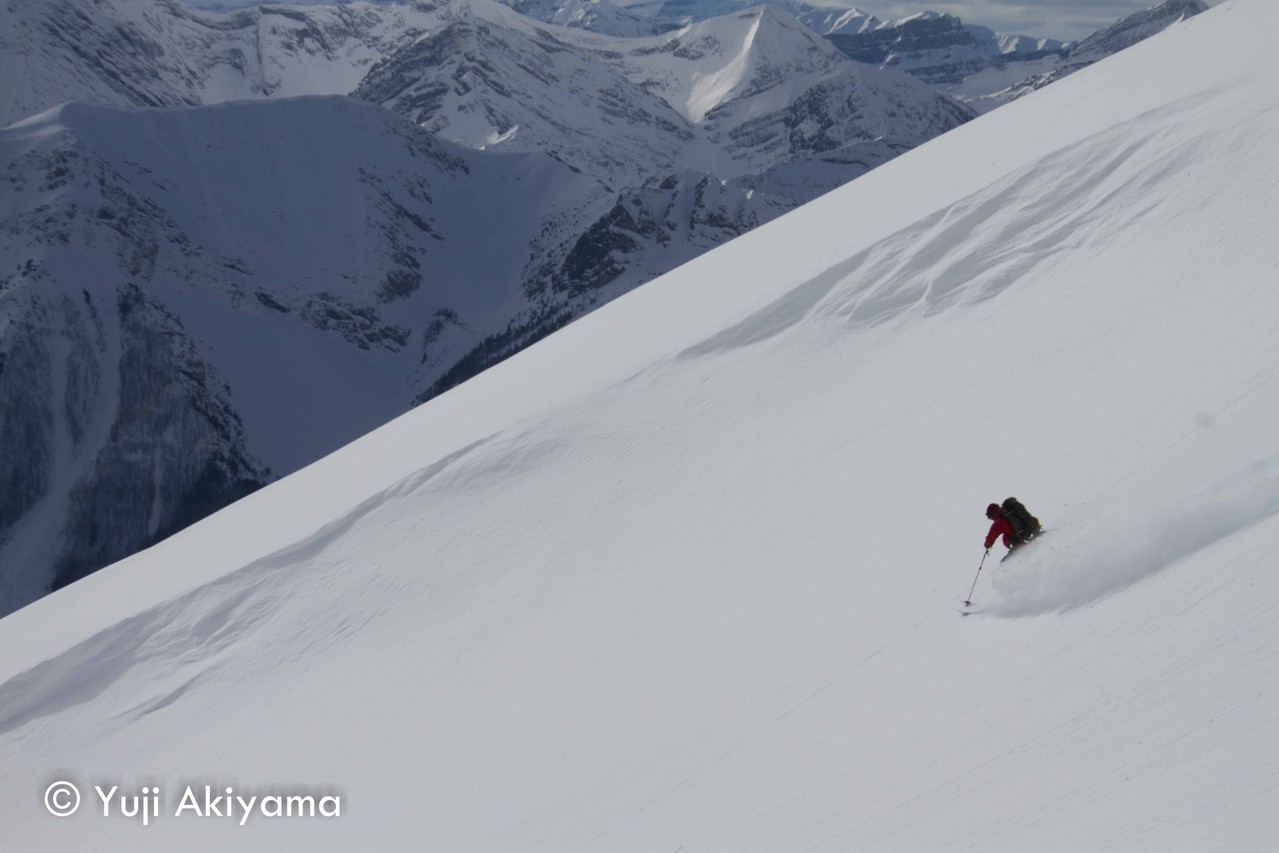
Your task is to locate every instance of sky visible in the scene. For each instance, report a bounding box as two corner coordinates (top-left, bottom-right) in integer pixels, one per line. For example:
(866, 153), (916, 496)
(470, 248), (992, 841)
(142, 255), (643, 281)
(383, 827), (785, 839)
(856, 1), (1202, 41)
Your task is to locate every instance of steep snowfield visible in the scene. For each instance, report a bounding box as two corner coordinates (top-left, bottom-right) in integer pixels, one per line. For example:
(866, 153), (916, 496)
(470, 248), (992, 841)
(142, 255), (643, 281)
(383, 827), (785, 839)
(2, 1), (1277, 850)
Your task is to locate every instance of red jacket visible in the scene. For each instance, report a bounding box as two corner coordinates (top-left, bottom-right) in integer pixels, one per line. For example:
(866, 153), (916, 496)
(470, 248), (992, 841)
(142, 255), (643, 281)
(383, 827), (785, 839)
(985, 514), (1016, 549)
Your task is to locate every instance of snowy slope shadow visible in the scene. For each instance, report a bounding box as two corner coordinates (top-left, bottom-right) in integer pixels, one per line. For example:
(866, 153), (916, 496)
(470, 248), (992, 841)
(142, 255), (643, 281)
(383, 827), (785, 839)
(986, 455), (1279, 617)
(681, 91), (1213, 359)
(0, 436), (498, 736)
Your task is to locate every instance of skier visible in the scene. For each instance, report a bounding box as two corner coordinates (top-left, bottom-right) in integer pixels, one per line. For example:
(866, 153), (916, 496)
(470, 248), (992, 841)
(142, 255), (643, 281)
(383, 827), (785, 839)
(966, 498), (1043, 607)
(983, 498), (1042, 555)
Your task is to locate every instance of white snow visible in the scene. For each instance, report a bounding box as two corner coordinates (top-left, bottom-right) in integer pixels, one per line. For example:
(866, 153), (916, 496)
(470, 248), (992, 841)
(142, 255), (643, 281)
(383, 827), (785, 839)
(1, 0), (1277, 850)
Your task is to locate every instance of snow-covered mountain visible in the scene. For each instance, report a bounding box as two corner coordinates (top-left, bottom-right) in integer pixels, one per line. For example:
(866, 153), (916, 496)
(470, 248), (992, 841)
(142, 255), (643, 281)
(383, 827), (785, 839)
(3, 0), (974, 182)
(353, 2), (973, 187)
(1, 0), (976, 208)
(815, 10), (1069, 95)
(2, 1), (1275, 849)
(612, 4), (973, 177)
(349, 3), (705, 187)
(498, 0), (1069, 68)
(804, 9), (1065, 79)
(496, 0), (1211, 114)
(487, 0), (1070, 82)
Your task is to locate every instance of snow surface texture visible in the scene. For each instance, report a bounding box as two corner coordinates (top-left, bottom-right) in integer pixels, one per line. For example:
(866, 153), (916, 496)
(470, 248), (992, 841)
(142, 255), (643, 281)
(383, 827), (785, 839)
(988, 438), (1279, 618)
(1, 0), (1278, 850)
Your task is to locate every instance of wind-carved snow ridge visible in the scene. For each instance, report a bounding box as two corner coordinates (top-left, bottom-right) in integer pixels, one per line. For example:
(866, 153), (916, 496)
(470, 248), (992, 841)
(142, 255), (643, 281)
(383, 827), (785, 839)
(988, 452), (1279, 618)
(680, 91), (1211, 359)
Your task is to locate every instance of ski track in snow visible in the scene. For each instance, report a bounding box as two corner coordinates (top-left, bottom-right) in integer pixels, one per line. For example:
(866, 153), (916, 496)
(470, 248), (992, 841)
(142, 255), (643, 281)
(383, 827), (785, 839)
(986, 451), (1279, 617)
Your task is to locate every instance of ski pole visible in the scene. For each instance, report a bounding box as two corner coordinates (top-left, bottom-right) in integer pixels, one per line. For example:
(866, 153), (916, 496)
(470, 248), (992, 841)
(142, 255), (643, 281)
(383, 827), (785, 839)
(964, 550), (990, 607)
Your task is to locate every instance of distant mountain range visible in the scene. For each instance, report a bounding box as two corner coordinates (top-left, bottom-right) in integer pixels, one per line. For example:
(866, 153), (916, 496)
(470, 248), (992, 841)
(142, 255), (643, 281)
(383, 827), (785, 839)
(354, 3), (973, 187)
(479, 0), (1211, 112)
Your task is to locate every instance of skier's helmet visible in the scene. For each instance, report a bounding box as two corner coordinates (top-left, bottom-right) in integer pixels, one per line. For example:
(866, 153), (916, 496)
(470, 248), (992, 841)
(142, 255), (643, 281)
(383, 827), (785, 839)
(986, 503), (1001, 519)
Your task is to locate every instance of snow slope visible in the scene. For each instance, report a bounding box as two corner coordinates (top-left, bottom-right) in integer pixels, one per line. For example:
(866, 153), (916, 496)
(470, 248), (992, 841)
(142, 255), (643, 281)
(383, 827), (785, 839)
(1, 0), (1277, 849)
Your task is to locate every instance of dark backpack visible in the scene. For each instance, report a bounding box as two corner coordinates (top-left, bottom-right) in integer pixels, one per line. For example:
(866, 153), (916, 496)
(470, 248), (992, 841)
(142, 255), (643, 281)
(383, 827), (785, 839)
(1001, 497), (1041, 543)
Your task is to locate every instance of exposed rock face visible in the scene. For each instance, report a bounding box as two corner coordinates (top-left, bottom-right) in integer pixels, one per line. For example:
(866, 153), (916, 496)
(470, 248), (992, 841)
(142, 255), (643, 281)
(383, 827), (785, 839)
(51, 285), (268, 591)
